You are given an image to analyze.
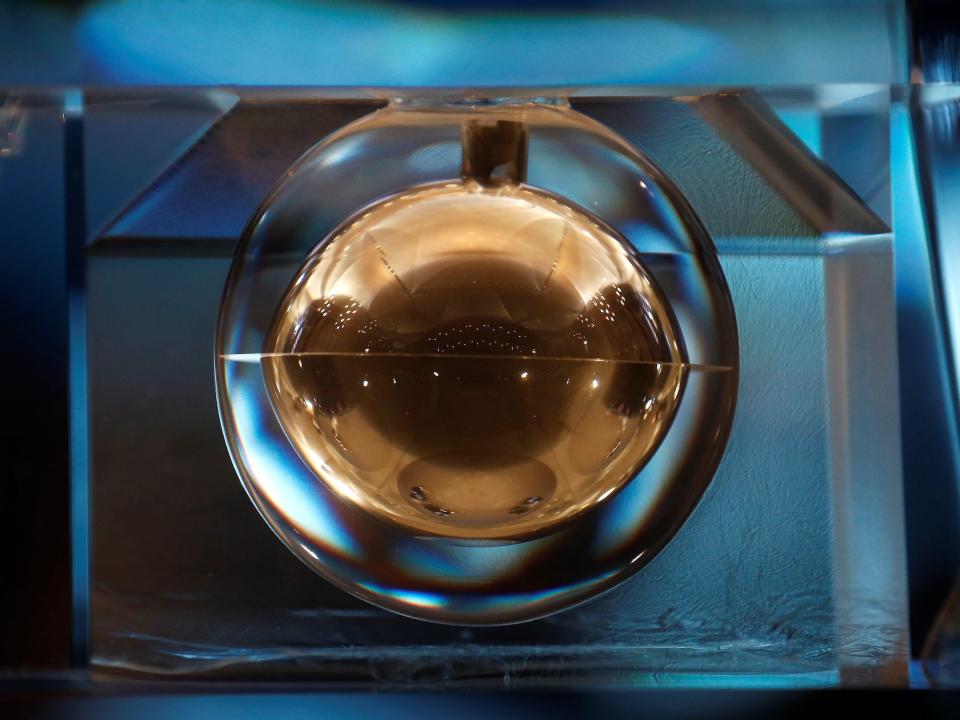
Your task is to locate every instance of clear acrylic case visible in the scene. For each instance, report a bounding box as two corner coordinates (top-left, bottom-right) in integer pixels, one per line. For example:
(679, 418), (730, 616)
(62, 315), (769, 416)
(6, 86), (910, 687)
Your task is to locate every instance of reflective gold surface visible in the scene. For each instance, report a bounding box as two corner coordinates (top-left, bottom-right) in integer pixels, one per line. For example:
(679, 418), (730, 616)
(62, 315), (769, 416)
(263, 180), (687, 540)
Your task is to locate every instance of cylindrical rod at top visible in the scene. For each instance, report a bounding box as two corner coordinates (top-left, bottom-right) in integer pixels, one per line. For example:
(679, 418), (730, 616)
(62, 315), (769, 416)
(460, 119), (528, 186)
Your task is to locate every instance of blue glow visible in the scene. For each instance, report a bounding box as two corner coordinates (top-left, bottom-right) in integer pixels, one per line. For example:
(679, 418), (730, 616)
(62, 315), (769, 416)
(356, 582), (448, 610)
(891, 100), (960, 631)
(362, 566), (623, 617)
(475, 567), (622, 614)
(225, 360), (360, 558)
(592, 375), (700, 555)
(76, 0), (716, 85)
(925, 101), (960, 407)
(391, 539), (546, 583)
(893, 109), (950, 304)
(69, 287), (90, 664)
(775, 109), (823, 157)
(66, 93), (90, 666)
(68, 0), (909, 87)
(619, 670), (839, 688)
(64, 89), (84, 115)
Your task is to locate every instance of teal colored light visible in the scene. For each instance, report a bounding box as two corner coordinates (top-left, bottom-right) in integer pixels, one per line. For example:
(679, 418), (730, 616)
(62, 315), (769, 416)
(620, 670), (839, 688)
(355, 582), (449, 610)
(66, 91), (90, 666)
(224, 360), (361, 559)
(776, 109), (823, 157)
(892, 107), (936, 305)
(73, 0), (907, 86)
(77, 0), (712, 85)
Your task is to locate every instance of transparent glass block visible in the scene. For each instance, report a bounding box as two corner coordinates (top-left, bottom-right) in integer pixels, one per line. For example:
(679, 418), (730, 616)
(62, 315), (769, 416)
(79, 88), (907, 687)
(215, 101), (738, 624)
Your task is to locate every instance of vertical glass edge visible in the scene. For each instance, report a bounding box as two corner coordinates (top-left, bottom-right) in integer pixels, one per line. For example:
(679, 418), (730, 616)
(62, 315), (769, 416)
(65, 88), (90, 669)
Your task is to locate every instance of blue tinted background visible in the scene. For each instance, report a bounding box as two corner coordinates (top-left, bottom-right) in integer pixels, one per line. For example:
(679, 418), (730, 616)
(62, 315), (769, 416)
(0, 0), (908, 86)
(4, 0), (960, 696)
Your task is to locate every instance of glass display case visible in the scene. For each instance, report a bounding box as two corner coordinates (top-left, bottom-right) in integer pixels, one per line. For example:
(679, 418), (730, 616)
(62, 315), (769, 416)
(6, 0), (960, 706)
(2, 85), (912, 687)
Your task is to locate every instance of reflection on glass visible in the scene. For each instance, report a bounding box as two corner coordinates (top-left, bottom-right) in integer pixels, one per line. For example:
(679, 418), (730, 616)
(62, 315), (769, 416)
(263, 181), (689, 540)
(216, 102), (738, 623)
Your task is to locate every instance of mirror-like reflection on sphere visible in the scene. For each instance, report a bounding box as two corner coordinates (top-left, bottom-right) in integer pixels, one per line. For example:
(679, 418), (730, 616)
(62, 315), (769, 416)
(263, 181), (687, 540)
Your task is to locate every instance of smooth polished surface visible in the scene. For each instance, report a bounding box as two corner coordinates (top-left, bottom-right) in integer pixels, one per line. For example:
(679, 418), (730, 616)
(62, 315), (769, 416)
(263, 181), (687, 539)
(216, 101), (739, 625)
(63, 92), (907, 682)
